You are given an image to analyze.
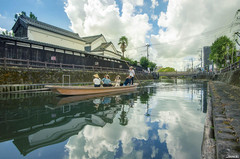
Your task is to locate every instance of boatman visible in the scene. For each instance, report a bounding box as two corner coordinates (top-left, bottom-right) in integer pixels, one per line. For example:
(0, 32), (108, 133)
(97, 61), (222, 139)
(129, 66), (135, 85)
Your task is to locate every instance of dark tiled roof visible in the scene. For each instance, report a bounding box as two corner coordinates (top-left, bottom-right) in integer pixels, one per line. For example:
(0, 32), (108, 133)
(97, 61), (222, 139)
(82, 34), (103, 44)
(12, 15), (84, 42)
(92, 42), (112, 52)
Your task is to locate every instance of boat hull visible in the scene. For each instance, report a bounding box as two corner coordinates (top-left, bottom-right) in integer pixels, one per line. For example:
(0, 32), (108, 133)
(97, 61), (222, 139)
(46, 84), (138, 96)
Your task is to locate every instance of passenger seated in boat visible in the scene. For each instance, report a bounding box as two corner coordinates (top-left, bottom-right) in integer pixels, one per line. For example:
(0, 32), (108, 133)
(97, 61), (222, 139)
(123, 76), (132, 86)
(103, 75), (113, 87)
(93, 74), (101, 87)
(114, 75), (121, 87)
(102, 74), (107, 84)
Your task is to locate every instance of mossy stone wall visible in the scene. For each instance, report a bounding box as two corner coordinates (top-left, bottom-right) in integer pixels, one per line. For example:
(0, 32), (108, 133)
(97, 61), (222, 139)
(216, 69), (240, 87)
(0, 67), (153, 85)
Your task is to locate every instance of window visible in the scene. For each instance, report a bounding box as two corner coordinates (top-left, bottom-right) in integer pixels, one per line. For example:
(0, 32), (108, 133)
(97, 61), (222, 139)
(85, 46), (91, 52)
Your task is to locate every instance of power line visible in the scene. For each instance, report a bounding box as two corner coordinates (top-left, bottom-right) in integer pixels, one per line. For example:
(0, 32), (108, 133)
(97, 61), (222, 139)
(125, 21), (236, 53)
(151, 23), (232, 47)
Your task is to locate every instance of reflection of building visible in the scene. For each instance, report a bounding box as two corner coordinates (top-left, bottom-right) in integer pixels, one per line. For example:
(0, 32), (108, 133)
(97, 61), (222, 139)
(202, 82), (207, 113)
(203, 46), (213, 71)
(0, 97), (120, 156)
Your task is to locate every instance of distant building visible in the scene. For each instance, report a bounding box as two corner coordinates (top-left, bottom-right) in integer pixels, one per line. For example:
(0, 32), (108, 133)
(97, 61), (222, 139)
(203, 46), (213, 71)
(12, 15), (121, 59)
(82, 34), (122, 59)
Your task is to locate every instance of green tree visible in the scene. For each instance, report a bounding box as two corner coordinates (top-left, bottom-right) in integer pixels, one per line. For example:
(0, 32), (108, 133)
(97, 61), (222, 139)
(148, 61), (157, 71)
(1, 30), (14, 37)
(121, 57), (137, 66)
(140, 57), (149, 69)
(118, 36), (128, 58)
(29, 12), (37, 20)
(158, 67), (176, 72)
(210, 36), (236, 68)
(14, 11), (37, 22)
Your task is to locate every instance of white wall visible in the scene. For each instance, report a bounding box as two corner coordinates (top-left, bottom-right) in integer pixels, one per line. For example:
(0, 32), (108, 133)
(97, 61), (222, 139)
(28, 26), (85, 51)
(104, 50), (121, 59)
(106, 44), (116, 53)
(91, 51), (103, 56)
(91, 36), (106, 50)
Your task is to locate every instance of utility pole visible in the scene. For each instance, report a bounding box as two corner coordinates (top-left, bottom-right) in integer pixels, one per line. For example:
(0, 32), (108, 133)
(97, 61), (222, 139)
(146, 43), (150, 60)
(191, 58), (193, 72)
(233, 9), (240, 60)
(200, 49), (202, 68)
(198, 48), (203, 70)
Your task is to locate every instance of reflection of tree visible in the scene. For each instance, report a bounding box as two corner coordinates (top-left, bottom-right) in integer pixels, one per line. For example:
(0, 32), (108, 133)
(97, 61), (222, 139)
(145, 102), (150, 117)
(119, 104), (132, 126)
(128, 99), (134, 108)
(138, 87), (157, 104)
(140, 92), (149, 104)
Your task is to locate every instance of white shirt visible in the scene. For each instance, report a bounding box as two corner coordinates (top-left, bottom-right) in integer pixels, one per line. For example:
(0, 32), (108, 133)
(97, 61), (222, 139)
(129, 69), (135, 77)
(93, 78), (101, 85)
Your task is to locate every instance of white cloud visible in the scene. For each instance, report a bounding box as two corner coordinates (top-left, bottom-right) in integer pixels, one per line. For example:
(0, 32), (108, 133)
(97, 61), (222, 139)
(151, 0), (239, 70)
(64, 0), (151, 60)
(65, 0), (239, 70)
(151, 0), (159, 9)
(151, 14), (158, 21)
(123, 0), (144, 7)
(0, 27), (6, 33)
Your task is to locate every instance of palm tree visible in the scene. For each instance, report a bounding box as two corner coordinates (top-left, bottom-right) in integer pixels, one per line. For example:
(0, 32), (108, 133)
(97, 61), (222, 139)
(118, 36), (128, 57)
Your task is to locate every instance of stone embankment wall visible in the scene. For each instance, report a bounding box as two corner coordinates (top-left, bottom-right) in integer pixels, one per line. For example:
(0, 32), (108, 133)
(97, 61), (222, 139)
(202, 69), (240, 158)
(0, 67), (153, 93)
(215, 70), (240, 87)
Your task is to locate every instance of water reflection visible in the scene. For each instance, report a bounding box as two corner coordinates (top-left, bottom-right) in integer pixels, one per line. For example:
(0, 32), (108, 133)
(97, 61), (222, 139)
(0, 80), (207, 159)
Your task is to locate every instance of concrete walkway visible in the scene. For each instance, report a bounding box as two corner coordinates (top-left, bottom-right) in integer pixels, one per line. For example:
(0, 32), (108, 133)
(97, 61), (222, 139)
(210, 81), (240, 159)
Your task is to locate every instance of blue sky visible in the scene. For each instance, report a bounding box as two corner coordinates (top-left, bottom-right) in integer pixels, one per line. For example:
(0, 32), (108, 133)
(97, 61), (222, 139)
(0, 0), (71, 31)
(0, 0), (239, 70)
(0, 0), (168, 35)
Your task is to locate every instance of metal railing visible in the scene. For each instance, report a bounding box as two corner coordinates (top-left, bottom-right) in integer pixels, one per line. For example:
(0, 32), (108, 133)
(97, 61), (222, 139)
(219, 60), (240, 73)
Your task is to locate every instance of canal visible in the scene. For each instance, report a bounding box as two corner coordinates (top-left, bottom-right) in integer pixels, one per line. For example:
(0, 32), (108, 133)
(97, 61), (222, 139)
(0, 80), (207, 159)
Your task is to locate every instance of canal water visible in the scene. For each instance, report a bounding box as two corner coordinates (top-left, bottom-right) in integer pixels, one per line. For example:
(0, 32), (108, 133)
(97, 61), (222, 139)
(0, 80), (207, 159)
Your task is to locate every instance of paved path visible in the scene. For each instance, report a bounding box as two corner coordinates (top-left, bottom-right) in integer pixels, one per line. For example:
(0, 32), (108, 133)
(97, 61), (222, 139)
(210, 81), (240, 159)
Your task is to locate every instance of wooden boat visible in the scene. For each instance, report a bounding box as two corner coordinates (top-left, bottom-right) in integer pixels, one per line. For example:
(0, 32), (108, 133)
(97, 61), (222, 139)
(46, 84), (138, 96)
(56, 90), (138, 106)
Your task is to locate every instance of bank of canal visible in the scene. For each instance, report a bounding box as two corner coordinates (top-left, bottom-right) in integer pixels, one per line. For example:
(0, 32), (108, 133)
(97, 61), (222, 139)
(203, 81), (240, 159)
(0, 80), (206, 159)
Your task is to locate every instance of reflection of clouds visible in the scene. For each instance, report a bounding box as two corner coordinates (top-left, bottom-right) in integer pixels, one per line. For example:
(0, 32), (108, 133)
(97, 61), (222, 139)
(151, 146), (158, 158)
(65, 83), (205, 159)
(66, 102), (150, 159)
(149, 83), (205, 159)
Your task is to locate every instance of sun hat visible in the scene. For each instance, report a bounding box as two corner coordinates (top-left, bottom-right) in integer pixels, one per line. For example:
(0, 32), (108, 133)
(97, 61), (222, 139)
(93, 74), (99, 78)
